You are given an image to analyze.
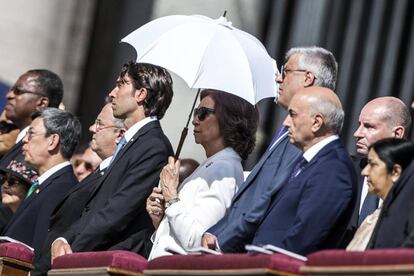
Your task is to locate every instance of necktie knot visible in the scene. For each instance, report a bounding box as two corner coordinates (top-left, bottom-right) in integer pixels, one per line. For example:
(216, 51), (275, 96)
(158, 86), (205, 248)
(289, 157), (308, 181)
(110, 136), (127, 164)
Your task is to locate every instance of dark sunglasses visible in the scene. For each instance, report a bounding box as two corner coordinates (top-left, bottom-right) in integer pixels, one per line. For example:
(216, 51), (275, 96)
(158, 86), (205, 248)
(73, 159), (93, 171)
(0, 174), (23, 186)
(0, 121), (18, 134)
(193, 107), (215, 121)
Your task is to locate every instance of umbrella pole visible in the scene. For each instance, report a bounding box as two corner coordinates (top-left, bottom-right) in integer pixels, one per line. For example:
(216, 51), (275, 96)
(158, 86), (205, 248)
(174, 88), (201, 160)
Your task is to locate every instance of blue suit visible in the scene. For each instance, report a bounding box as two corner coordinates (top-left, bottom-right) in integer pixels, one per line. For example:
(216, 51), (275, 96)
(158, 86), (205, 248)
(252, 139), (357, 255)
(208, 133), (301, 252)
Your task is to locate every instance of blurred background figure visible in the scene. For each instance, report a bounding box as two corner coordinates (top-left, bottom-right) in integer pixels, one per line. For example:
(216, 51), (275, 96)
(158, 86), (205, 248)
(178, 158), (199, 184)
(72, 145), (102, 181)
(0, 112), (19, 159)
(347, 138), (414, 251)
(0, 157), (38, 213)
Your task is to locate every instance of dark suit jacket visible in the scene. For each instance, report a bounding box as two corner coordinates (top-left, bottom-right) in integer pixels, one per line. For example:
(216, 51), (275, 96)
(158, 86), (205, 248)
(252, 139), (358, 255)
(32, 169), (104, 276)
(62, 121), (173, 255)
(208, 134), (301, 253)
(367, 160), (414, 248)
(2, 165), (77, 253)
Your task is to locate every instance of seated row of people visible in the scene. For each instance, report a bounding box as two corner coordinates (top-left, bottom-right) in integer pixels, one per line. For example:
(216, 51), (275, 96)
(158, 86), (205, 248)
(0, 46), (412, 276)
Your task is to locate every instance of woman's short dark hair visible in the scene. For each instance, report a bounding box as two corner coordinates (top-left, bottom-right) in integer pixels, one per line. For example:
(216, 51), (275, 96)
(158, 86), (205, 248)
(119, 61), (173, 119)
(200, 89), (259, 160)
(370, 138), (414, 173)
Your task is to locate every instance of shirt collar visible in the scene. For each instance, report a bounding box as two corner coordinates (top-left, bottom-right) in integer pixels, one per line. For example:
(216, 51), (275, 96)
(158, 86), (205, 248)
(99, 156), (112, 171)
(16, 126), (30, 144)
(123, 116), (157, 142)
(38, 161), (71, 185)
(303, 135), (339, 162)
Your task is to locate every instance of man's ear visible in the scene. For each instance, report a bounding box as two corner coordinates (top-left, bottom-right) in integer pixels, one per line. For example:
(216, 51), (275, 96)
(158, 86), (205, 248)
(36, 97), (50, 109)
(392, 126), (405, 139)
(303, 71), (316, 87)
(312, 114), (324, 133)
(47, 133), (60, 152)
(116, 128), (126, 141)
(135, 88), (148, 104)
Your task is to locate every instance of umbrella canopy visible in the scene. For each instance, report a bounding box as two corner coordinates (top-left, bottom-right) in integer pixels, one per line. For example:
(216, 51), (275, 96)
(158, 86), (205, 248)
(121, 14), (278, 105)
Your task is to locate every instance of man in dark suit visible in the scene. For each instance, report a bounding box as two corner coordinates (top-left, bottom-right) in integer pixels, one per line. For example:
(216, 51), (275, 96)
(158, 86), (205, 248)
(1, 69), (63, 167)
(51, 62), (174, 261)
(0, 70), (64, 230)
(203, 46), (338, 252)
(342, 97), (411, 246)
(2, 108), (80, 254)
(32, 100), (125, 275)
(252, 87), (357, 255)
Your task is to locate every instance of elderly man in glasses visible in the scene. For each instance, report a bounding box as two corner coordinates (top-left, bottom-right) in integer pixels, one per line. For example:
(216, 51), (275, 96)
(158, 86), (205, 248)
(202, 46), (340, 253)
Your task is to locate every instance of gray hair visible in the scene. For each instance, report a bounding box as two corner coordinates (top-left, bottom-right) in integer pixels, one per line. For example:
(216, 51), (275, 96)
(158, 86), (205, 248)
(32, 108), (81, 159)
(286, 46), (338, 90)
(308, 95), (344, 135)
(104, 97), (125, 129)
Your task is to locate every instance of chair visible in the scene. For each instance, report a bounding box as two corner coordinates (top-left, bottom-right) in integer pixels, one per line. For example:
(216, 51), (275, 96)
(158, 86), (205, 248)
(301, 249), (414, 275)
(144, 253), (304, 275)
(48, 250), (147, 275)
(0, 242), (33, 276)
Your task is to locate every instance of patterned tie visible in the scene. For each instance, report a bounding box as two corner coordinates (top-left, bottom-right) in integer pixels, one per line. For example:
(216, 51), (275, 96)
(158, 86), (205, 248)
(26, 180), (40, 199)
(268, 126), (288, 150)
(359, 192), (379, 225)
(110, 136), (127, 164)
(289, 157), (308, 181)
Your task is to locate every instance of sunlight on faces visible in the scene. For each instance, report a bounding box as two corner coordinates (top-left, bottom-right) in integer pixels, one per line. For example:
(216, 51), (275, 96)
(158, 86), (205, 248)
(1, 176), (28, 211)
(362, 148), (399, 200)
(5, 73), (44, 123)
(354, 105), (396, 156)
(22, 117), (50, 168)
(192, 95), (221, 148)
(110, 75), (139, 120)
(283, 95), (315, 150)
(277, 54), (308, 110)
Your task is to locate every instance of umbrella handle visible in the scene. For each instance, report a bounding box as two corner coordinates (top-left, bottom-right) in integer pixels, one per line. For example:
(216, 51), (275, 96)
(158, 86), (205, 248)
(174, 127), (188, 160)
(174, 89), (201, 160)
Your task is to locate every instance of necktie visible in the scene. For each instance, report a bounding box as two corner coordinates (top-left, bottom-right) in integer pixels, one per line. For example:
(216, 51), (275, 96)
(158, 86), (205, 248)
(26, 180), (40, 199)
(289, 157), (308, 181)
(268, 126), (288, 150)
(110, 136), (127, 164)
(359, 192), (379, 225)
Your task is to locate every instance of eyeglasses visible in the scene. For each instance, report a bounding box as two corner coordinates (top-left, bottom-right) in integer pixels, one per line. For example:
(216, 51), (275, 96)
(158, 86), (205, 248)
(25, 130), (47, 141)
(279, 65), (316, 80)
(11, 86), (47, 97)
(73, 159), (94, 171)
(193, 107), (215, 121)
(94, 120), (116, 131)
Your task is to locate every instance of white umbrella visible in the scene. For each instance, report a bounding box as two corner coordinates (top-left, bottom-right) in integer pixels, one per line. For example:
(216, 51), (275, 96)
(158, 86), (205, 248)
(121, 14), (278, 158)
(121, 14), (278, 105)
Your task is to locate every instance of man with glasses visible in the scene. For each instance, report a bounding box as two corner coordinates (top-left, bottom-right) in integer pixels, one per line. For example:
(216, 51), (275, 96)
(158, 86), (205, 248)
(1, 69), (63, 167)
(202, 46), (338, 253)
(32, 99), (126, 276)
(51, 62), (173, 261)
(2, 108), (80, 255)
(72, 146), (102, 181)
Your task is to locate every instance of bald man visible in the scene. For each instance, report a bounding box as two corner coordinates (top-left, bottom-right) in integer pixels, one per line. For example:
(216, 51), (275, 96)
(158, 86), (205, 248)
(251, 87), (357, 255)
(342, 97), (412, 245)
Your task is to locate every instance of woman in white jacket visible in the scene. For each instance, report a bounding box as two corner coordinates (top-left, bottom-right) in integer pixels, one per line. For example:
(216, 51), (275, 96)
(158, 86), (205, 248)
(146, 89), (259, 259)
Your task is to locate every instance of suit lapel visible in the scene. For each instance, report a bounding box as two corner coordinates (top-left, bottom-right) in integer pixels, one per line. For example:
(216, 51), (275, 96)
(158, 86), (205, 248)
(232, 134), (289, 202)
(87, 120), (160, 199)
